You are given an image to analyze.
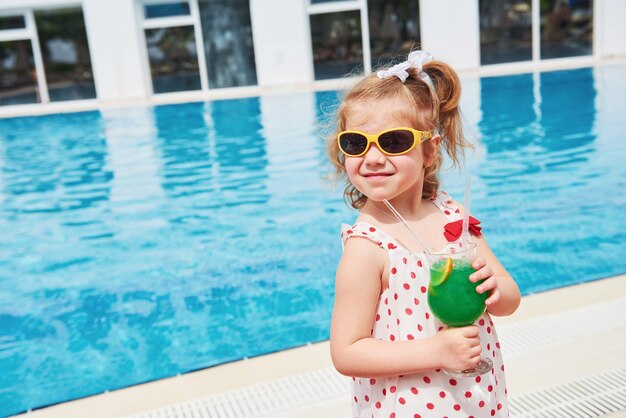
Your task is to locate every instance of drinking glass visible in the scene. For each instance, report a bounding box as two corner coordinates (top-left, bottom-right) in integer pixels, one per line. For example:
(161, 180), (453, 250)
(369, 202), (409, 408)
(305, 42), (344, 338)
(425, 242), (493, 377)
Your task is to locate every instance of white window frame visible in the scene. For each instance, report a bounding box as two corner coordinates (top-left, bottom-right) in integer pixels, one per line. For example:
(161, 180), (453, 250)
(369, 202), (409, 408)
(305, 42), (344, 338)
(138, 0), (209, 94)
(307, 0), (372, 77)
(0, 9), (50, 103)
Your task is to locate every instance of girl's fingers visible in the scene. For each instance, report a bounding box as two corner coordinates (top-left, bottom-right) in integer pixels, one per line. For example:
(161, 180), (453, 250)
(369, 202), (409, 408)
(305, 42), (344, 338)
(486, 289), (501, 306)
(472, 257), (486, 270)
(470, 266), (494, 283)
(476, 276), (496, 293)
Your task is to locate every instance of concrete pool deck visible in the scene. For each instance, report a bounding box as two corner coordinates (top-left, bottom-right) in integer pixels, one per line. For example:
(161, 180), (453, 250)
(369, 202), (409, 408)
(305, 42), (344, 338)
(13, 273), (626, 418)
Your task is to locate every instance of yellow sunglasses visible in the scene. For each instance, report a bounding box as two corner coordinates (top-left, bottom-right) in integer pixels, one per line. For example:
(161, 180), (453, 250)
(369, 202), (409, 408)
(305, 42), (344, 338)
(338, 127), (433, 157)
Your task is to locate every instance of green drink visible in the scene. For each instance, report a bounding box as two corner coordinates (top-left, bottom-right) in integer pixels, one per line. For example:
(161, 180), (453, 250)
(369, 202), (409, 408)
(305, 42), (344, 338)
(427, 259), (487, 327)
(424, 242), (493, 377)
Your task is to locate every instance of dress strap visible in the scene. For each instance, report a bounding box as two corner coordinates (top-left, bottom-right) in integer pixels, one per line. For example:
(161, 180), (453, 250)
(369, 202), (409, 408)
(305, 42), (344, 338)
(429, 190), (462, 222)
(341, 222), (403, 253)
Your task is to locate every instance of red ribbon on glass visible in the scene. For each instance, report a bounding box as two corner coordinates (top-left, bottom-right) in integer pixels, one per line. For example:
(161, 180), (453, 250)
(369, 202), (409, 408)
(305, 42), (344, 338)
(443, 216), (483, 242)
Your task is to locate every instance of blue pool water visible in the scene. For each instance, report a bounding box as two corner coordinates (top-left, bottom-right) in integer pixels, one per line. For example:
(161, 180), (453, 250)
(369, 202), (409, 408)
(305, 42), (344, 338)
(1, 65), (625, 415)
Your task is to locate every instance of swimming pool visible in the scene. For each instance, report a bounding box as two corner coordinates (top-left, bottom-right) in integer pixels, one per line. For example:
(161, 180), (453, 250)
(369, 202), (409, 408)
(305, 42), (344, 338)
(1, 64), (625, 415)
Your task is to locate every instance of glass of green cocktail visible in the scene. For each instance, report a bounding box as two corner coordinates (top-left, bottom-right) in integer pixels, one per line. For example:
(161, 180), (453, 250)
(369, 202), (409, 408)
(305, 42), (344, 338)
(425, 242), (493, 377)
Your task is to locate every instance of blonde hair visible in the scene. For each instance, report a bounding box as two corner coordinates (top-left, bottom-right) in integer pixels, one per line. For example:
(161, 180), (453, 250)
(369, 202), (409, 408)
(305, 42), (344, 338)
(327, 58), (472, 210)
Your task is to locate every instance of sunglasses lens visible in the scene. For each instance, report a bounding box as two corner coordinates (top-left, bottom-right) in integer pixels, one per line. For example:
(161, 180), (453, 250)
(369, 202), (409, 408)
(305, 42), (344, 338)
(378, 130), (415, 154)
(339, 133), (368, 156)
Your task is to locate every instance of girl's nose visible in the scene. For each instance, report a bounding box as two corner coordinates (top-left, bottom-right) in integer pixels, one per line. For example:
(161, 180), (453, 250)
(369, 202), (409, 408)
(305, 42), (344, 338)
(364, 143), (386, 165)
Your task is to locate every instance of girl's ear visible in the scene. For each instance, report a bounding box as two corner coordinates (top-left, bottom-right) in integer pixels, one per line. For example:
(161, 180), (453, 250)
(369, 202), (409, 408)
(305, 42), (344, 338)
(423, 134), (441, 168)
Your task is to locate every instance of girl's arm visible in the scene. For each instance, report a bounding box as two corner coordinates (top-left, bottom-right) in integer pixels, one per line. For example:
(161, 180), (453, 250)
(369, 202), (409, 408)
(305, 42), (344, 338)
(330, 237), (482, 378)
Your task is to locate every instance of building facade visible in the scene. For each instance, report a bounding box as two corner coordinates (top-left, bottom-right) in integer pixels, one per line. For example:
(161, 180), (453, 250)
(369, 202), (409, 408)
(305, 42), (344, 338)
(0, 0), (625, 109)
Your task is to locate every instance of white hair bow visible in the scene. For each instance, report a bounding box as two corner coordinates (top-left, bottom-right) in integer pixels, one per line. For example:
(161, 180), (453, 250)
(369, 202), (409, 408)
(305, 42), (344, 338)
(377, 50), (435, 88)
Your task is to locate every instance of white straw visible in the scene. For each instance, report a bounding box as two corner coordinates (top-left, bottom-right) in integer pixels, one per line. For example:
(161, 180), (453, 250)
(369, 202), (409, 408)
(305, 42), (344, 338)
(461, 176), (472, 251)
(382, 199), (430, 252)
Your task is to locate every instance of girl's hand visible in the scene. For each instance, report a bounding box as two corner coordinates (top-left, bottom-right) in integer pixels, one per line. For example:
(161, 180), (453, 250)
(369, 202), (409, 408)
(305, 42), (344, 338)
(470, 257), (500, 308)
(433, 326), (482, 371)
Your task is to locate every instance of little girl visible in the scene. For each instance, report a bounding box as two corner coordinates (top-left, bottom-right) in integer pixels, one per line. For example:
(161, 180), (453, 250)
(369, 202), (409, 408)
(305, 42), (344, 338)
(328, 51), (521, 417)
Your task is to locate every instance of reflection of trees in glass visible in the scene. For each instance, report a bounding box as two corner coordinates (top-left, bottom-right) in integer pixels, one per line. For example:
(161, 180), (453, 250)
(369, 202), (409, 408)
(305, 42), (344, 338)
(198, 0), (257, 89)
(310, 11), (363, 80)
(479, 0), (532, 64)
(368, 0), (420, 67)
(145, 26), (201, 93)
(540, 0), (592, 59)
(34, 7), (96, 101)
(0, 40), (39, 105)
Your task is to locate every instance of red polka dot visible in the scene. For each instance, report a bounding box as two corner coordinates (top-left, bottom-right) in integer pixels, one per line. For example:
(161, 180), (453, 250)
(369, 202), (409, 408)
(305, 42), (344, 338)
(410, 271), (416, 279)
(496, 342), (501, 349)
(397, 319), (400, 325)
(354, 396), (358, 403)
(411, 387), (419, 394)
(417, 260), (423, 267)
(426, 402), (434, 409)
(399, 397), (406, 405)
(487, 343), (491, 350)
(390, 385), (396, 393)
(402, 257), (407, 264)
(414, 415), (421, 418)
(423, 376), (431, 384)
(453, 404), (461, 411)
(390, 414), (395, 418)
(465, 391), (472, 398)
(475, 376), (481, 383)
(394, 293), (399, 300)
(479, 400), (485, 408)
(370, 378), (376, 385)
(444, 210), (451, 215)
(369, 227), (376, 232)
(384, 297), (389, 305)
(405, 308), (413, 315)
(439, 391), (446, 398)
(449, 378), (457, 386)
(487, 385), (493, 392)
(391, 267), (397, 274)
(413, 298), (420, 305)
(390, 334), (395, 341)
(417, 324), (423, 331)
(479, 319), (485, 326)
(365, 395), (369, 401)
(491, 410), (496, 416)
(382, 388), (386, 396)
(407, 334), (414, 340)
(375, 314), (380, 321)
(388, 309), (392, 316)
(425, 312), (430, 319)
(375, 401), (381, 409)
(420, 286), (427, 293)
(403, 283), (411, 290)
(387, 243), (397, 250)
(487, 327), (492, 333)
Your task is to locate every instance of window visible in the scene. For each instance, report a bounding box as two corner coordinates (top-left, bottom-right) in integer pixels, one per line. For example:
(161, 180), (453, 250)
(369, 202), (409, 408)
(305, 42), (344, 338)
(34, 8), (96, 101)
(140, 0), (257, 93)
(479, 0), (532, 65)
(310, 10), (363, 80)
(0, 40), (39, 106)
(540, 0), (592, 59)
(368, 0), (421, 69)
(0, 7), (95, 106)
(307, 0), (424, 81)
(145, 26), (201, 93)
(198, 0), (257, 88)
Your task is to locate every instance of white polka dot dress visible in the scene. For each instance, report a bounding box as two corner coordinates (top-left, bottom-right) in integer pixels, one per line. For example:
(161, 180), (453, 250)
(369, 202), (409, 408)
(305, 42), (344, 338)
(340, 191), (509, 418)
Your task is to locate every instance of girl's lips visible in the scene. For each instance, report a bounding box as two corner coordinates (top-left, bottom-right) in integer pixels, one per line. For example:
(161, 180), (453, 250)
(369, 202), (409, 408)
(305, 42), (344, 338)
(363, 173), (393, 177)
